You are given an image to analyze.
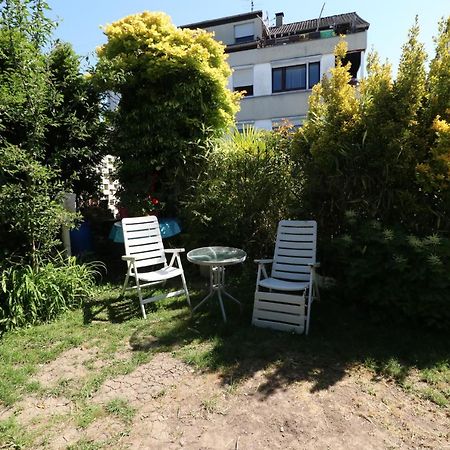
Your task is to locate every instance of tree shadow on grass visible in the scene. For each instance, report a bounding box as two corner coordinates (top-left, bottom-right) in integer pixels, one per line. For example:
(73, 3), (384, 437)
(127, 279), (450, 400)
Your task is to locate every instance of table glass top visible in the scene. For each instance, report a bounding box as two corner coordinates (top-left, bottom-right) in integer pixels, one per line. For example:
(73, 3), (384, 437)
(187, 246), (247, 266)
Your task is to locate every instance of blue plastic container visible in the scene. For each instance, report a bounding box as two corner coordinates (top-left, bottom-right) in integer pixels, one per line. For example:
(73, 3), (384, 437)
(70, 221), (93, 255)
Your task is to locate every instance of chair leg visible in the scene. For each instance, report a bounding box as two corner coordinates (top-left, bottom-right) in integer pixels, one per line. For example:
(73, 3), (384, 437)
(134, 275), (146, 319)
(313, 277), (321, 302)
(305, 288), (313, 336)
(181, 273), (191, 309)
(138, 288), (146, 319)
(121, 271), (130, 296)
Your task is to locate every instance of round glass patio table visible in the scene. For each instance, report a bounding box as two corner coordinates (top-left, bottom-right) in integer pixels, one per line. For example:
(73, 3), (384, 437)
(187, 246), (247, 322)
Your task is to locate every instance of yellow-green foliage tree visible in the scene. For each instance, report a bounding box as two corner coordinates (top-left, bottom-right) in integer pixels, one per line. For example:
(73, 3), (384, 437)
(293, 19), (450, 327)
(294, 17), (450, 237)
(95, 12), (240, 215)
(416, 18), (450, 227)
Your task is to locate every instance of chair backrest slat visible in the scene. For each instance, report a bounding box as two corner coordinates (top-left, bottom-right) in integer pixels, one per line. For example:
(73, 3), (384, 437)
(122, 216), (166, 269)
(271, 220), (317, 282)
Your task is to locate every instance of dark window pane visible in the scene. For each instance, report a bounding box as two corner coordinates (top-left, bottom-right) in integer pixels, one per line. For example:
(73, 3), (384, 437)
(341, 52), (361, 80)
(234, 85), (253, 96)
(285, 65), (306, 90)
(235, 35), (254, 43)
(308, 62), (320, 88)
(272, 68), (283, 92)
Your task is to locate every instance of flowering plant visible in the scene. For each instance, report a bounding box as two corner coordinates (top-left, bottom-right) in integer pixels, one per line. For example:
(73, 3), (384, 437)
(143, 194), (164, 215)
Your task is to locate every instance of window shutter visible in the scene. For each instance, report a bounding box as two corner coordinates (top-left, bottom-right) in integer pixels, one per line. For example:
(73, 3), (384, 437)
(234, 23), (254, 39)
(233, 68), (253, 87)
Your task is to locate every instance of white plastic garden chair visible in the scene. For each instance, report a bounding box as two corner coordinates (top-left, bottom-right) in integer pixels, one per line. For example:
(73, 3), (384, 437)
(252, 220), (320, 335)
(121, 216), (191, 318)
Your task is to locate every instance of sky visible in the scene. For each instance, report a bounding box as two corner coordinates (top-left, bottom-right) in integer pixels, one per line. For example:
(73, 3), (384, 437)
(47, 0), (449, 73)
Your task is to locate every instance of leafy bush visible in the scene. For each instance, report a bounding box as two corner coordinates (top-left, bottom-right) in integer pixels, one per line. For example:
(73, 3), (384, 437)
(293, 20), (450, 239)
(44, 42), (107, 202)
(0, 145), (75, 267)
(94, 11), (240, 215)
(332, 216), (450, 328)
(0, 256), (100, 332)
(183, 126), (298, 258)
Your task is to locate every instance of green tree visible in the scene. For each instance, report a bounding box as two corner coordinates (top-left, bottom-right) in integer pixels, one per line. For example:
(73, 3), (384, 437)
(95, 11), (239, 215)
(44, 42), (106, 202)
(416, 18), (450, 229)
(0, 0), (53, 155)
(294, 21), (430, 238)
(0, 145), (72, 267)
(292, 18), (450, 326)
(0, 0), (76, 266)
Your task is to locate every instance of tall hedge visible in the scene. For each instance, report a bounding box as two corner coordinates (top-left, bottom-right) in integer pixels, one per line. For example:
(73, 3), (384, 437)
(95, 12), (240, 216)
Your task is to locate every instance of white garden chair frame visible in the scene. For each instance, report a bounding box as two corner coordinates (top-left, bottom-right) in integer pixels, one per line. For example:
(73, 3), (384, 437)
(252, 220), (320, 335)
(121, 216), (191, 318)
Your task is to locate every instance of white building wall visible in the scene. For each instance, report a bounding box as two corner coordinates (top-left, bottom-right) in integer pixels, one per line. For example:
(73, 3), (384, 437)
(254, 119), (272, 130)
(320, 53), (335, 78)
(253, 63), (272, 96)
(359, 50), (365, 79)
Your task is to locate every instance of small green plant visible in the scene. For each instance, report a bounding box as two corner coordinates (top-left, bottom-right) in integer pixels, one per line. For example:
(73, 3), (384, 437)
(0, 255), (101, 332)
(420, 388), (448, 407)
(0, 417), (32, 449)
(105, 398), (136, 424)
(67, 439), (104, 450)
(200, 395), (220, 414)
(76, 404), (105, 429)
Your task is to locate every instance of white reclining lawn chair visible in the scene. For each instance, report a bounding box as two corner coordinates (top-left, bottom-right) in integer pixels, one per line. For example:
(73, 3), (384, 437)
(121, 216), (191, 318)
(252, 220), (320, 335)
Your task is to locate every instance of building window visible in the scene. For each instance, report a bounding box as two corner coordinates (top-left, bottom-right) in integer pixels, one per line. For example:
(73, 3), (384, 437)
(272, 116), (304, 130)
(340, 51), (361, 83)
(234, 22), (254, 43)
(272, 62), (320, 92)
(273, 65), (306, 92)
(233, 67), (253, 97)
(236, 121), (255, 132)
(234, 85), (253, 96)
(308, 62), (320, 88)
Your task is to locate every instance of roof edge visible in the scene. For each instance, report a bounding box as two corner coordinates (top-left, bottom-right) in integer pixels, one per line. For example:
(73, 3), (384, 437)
(182, 10), (263, 29)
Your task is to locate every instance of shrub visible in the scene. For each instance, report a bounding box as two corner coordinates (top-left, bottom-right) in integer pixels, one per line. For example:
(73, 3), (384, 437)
(332, 216), (450, 328)
(293, 19), (450, 239)
(95, 11), (240, 215)
(0, 145), (76, 267)
(44, 42), (107, 203)
(0, 255), (100, 332)
(183, 126), (298, 258)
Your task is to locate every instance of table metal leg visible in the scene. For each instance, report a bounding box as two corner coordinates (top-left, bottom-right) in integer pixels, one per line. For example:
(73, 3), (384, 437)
(192, 265), (242, 322)
(192, 290), (214, 313)
(217, 289), (227, 323)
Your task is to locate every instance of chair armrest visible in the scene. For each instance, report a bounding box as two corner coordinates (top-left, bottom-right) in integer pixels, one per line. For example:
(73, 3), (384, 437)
(308, 262), (320, 269)
(254, 259), (273, 264)
(122, 256), (136, 262)
(165, 248), (185, 254)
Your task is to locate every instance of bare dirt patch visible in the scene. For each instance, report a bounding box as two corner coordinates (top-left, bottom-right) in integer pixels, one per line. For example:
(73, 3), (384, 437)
(4, 351), (449, 449)
(35, 346), (101, 388)
(113, 361), (449, 450)
(92, 353), (191, 408)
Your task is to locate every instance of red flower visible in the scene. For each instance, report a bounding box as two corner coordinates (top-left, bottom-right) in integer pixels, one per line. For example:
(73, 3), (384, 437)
(151, 197), (159, 205)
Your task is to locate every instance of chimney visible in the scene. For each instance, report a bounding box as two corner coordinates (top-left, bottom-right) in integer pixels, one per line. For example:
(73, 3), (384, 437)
(275, 12), (284, 27)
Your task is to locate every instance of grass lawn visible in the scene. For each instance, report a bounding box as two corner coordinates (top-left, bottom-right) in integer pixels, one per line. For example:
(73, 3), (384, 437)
(0, 267), (449, 448)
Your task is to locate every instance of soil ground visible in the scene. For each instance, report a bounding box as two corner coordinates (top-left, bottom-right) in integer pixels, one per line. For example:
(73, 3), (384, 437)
(2, 344), (449, 449)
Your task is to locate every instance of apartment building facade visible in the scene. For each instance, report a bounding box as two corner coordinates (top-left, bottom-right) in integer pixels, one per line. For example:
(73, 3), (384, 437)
(184, 11), (369, 129)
